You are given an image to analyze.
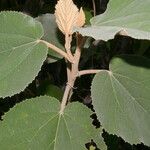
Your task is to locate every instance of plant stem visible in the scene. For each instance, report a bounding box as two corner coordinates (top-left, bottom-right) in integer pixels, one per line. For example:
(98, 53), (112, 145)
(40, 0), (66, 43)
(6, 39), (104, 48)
(39, 40), (74, 63)
(60, 34), (85, 114)
(65, 34), (74, 61)
(92, 0), (96, 16)
(78, 69), (101, 76)
(59, 82), (73, 114)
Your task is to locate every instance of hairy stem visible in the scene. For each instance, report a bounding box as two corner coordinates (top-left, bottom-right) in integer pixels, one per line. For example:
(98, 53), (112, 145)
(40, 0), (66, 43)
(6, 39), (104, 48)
(66, 60), (71, 80)
(65, 34), (74, 61)
(60, 34), (85, 114)
(59, 83), (73, 114)
(39, 40), (73, 63)
(78, 69), (101, 76)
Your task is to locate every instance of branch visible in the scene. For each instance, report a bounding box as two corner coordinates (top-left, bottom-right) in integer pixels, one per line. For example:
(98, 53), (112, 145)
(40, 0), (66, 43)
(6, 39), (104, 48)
(59, 83), (72, 114)
(74, 34), (86, 62)
(67, 34), (86, 100)
(78, 69), (101, 76)
(59, 80), (74, 114)
(39, 40), (74, 63)
(65, 34), (74, 61)
(92, 0), (96, 16)
(59, 34), (85, 114)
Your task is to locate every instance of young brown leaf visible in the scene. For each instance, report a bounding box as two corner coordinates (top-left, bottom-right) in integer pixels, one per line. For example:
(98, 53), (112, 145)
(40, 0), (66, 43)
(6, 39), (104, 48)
(55, 0), (79, 35)
(76, 7), (85, 27)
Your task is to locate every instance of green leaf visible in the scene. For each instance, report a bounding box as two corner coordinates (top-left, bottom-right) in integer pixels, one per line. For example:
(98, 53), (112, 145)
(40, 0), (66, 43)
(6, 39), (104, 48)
(0, 96), (107, 150)
(0, 11), (48, 98)
(84, 8), (93, 25)
(36, 14), (65, 63)
(91, 55), (150, 145)
(76, 0), (150, 41)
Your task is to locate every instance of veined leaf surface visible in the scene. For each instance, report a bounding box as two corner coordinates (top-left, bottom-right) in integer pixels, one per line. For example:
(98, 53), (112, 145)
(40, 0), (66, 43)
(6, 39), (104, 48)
(0, 96), (107, 150)
(76, 0), (150, 41)
(91, 55), (150, 145)
(0, 11), (48, 98)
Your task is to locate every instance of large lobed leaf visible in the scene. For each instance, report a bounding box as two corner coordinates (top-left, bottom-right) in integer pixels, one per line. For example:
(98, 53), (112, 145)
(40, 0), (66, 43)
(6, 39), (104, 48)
(0, 11), (48, 98)
(76, 0), (150, 41)
(0, 96), (107, 150)
(91, 55), (150, 146)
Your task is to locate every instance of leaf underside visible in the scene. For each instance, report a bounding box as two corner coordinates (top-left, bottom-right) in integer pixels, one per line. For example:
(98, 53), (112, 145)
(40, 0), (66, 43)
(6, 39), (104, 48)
(75, 0), (150, 41)
(0, 96), (107, 150)
(0, 11), (48, 98)
(91, 55), (150, 146)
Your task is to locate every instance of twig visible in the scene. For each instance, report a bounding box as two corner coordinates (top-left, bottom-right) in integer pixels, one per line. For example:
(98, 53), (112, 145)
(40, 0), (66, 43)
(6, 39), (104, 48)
(92, 0), (96, 16)
(65, 34), (74, 61)
(60, 34), (85, 114)
(78, 69), (101, 76)
(38, 40), (74, 63)
(59, 83), (73, 114)
(65, 59), (71, 82)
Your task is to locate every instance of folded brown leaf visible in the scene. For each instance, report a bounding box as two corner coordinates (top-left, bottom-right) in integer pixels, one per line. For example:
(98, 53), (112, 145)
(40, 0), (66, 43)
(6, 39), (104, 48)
(55, 0), (79, 35)
(55, 0), (85, 35)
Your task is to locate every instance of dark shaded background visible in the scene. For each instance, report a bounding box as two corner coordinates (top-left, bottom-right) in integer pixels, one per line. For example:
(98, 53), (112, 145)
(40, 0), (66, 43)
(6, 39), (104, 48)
(0, 0), (150, 150)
